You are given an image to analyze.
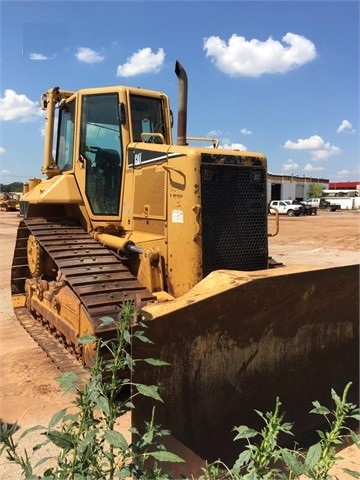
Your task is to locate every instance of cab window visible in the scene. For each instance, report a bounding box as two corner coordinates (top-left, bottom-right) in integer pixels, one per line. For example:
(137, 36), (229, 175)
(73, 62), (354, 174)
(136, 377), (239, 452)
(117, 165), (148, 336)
(56, 99), (75, 172)
(130, 95), (165, 143)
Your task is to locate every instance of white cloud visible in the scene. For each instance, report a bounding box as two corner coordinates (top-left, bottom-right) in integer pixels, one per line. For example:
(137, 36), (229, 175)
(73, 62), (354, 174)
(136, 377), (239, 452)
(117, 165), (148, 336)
(304, 163), (324, 172)
(116, 47), (165, 77)
(310, 145), (341, 160)
(0, 89), (43, 122)
(0, 169), (11, 176)
(30, 53), (48, 61)
(207, 129), (222, 137)
(75, 47), (105, 64)
(283, 134), (341, 160)
(240, 128), (252, 135)
(336, 169), (350, 176)
(219, 142), (247, 151)
(0, 147), (6, 154)
(283, 135), (323, 150)
(282, 160), (299, 172)
(203, 32), (316, 77)
(337, 119), (356, 134)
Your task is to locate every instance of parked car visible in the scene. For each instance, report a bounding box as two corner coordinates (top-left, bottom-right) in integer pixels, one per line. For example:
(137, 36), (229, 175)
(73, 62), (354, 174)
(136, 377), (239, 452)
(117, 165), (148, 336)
(269, 200), (303, 216)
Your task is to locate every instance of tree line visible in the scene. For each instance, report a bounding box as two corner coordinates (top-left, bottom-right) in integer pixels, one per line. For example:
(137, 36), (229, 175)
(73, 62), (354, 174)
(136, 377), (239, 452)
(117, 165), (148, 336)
(0, 182), (23, 193)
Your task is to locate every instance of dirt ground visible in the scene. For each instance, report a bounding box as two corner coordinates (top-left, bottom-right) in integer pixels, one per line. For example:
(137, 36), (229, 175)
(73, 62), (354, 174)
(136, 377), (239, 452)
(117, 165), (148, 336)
(268, 209), (359, 267)
(0, 210), (359, 478)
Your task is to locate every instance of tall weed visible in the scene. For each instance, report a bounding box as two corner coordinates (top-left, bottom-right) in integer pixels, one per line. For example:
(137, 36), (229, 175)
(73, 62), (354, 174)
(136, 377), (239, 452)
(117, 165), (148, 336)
(1, 302), (359, 479)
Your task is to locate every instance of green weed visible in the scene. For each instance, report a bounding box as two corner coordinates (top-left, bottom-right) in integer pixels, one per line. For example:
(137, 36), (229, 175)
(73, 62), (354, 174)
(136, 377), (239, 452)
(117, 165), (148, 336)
(1, 302), (359, 479)
(0, 301), (183, 479)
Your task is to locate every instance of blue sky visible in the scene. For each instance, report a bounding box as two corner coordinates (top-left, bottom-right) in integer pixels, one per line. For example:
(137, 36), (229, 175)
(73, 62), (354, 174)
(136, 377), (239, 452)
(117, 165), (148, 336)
(0, 0), (359, 185)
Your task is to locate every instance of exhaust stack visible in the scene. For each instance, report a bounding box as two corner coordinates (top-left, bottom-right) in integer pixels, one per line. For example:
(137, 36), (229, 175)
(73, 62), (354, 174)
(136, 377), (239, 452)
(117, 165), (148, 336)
(175, 61), (188, 146)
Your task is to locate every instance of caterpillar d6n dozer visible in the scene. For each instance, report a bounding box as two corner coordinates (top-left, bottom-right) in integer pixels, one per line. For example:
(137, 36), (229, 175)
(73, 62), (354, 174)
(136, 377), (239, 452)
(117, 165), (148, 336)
(11, 61), (359, 466)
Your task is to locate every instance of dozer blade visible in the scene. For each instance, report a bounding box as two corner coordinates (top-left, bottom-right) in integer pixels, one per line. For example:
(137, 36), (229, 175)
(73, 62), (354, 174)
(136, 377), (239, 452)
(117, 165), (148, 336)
(134, 264), (359, 466)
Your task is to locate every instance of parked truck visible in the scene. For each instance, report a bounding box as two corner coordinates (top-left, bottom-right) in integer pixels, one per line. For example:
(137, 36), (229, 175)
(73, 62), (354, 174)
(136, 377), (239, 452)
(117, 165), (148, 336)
(324, 196), (360, 210)
(304, 198), (341, 211)
(268, 200), (303, 216)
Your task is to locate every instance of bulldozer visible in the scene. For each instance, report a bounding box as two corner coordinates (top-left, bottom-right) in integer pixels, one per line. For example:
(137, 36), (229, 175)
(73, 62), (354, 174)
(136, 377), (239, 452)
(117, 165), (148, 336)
(0, 192), (20, 211)
(11, 61), (359, 468)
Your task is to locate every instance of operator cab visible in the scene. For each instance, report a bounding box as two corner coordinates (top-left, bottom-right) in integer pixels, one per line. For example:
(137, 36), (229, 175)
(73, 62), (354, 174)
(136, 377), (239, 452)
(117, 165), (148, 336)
(54, 88), (171, 217)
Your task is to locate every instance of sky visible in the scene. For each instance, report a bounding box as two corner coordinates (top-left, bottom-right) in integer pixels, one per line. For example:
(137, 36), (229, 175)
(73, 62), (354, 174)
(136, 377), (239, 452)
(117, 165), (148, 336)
(0, 0), (359, 185)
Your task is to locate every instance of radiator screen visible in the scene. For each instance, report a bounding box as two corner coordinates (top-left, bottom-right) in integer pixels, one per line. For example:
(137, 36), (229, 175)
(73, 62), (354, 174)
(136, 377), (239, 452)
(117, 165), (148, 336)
(200, 162), (268, 274)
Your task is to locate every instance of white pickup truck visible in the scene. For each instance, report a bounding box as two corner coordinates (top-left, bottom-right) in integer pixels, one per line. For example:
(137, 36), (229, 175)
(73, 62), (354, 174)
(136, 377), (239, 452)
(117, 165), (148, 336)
(269, 200), (303, 216)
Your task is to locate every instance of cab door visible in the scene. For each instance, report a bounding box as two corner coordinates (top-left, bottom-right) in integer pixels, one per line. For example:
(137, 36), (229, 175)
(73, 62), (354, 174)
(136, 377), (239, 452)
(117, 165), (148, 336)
(277, 201), (287, 214)
(78, 92), (123, 218)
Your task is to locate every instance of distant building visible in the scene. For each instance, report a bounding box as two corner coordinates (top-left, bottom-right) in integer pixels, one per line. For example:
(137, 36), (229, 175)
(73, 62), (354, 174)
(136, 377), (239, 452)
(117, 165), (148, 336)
(267, 173), (329, 201)
(328, 181), (360, 190)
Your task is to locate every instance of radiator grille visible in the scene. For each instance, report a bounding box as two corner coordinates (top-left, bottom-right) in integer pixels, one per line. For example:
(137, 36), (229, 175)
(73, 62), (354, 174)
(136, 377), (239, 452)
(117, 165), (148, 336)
(200, 163), (268, 274)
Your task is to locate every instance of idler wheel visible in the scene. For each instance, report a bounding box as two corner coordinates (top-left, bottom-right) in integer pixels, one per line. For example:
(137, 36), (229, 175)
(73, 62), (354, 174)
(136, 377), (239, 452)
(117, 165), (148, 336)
(27, 234), (42, 277)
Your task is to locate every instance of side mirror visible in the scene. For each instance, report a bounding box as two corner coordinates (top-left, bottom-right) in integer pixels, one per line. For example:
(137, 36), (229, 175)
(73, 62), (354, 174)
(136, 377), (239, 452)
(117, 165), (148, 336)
(119, 102), (126, 125)
(170, 109), (174, 128)
(40, 93), (48, 110)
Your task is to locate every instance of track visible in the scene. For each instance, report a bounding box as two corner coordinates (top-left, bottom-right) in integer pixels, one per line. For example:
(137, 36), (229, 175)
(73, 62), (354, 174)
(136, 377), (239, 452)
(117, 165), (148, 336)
(11, 217), (156, 370)
(15, 306), (89, 380)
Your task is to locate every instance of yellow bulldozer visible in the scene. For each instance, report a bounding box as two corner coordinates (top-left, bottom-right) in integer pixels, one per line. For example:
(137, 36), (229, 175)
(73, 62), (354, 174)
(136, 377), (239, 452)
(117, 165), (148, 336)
(0, 192), (19, 211)
(11, 61), (358, 466)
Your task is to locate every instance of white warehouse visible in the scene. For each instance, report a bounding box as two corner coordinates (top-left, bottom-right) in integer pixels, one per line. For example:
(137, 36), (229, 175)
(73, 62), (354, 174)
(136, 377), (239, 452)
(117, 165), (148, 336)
(267, 173), (328, 202)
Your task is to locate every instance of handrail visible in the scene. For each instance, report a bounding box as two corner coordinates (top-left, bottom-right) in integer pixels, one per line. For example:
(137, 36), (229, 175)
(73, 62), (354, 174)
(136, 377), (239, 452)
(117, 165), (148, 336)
(268, 207), (280, 237)
(186, 137), (219, 148)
